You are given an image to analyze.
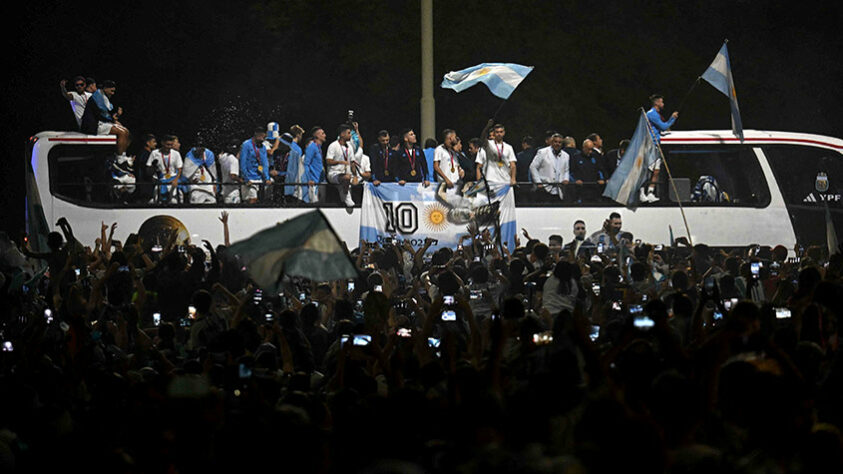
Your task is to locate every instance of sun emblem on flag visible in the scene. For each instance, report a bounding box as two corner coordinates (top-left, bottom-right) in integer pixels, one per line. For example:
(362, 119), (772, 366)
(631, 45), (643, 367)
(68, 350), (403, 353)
(423, 203), (450, 232)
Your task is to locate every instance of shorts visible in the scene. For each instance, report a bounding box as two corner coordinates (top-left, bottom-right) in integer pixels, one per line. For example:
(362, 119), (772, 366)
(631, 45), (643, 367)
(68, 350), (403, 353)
(327, 171), (348, 184)
(240, 181), (261, 201)
(97, 121), (115, 136)
(648, 157), (662, 172)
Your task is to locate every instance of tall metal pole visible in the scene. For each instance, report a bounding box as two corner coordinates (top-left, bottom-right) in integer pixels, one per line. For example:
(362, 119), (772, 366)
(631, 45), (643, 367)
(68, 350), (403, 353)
(420, 0), (435, 143)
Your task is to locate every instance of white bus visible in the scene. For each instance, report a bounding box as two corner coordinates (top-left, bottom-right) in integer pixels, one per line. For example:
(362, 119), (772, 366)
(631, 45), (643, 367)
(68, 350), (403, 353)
(24, 129), (843, 252)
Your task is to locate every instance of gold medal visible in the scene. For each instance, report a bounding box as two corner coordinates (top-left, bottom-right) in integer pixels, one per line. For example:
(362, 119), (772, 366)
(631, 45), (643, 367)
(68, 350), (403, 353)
(497, 161), (504, 168)
(451, 166), (455, 173)
(410, 170), (417, 177)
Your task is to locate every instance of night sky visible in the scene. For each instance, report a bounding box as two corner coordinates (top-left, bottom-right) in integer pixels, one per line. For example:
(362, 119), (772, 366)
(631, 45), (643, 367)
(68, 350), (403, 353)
(4, 0), (842, 236)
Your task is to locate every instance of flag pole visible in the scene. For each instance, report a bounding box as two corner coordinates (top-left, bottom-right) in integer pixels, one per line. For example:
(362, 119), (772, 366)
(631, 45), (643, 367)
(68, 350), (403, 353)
(642, 109), (694, 246)
(676, 76), (701, 113)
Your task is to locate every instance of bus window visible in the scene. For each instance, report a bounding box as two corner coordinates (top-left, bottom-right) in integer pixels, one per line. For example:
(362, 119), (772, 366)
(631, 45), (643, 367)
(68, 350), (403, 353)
(49, 145), (116, 205)
(662, 146), (770, 207)
(762, 145), (843, 207)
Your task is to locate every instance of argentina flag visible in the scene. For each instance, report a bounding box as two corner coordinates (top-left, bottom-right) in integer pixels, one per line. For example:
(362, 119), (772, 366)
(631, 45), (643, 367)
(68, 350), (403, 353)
(603, 110), (660, 207)
(441, 63), (534, 99)
(701, 41), (744, 142)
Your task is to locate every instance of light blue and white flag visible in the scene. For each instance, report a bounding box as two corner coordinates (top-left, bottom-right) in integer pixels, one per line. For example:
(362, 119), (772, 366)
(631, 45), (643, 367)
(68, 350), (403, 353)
(441, 63), (534, 100)
(701, 41), (744, 142)
(603, 110), (660, 207)
(360, 182), (517, 252)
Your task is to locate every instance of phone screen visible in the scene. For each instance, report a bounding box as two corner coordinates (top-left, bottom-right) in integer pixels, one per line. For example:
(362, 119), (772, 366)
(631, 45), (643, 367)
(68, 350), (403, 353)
(441, 310), (457, 321)
(353, 334), (372, 346)
(633, 316), (655, 330)
(153, 313), (161, 326)
(775, 307), (792, 319)
(443, 295), (455, 305)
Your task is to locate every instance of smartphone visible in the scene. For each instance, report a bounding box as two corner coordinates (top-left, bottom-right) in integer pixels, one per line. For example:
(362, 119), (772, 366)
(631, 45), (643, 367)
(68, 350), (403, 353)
(427, 337), (441, 348)
(118, 265), (130, 272)
(641, 294), (648, 302)
(469, 289), (482, 300)
(473, 256), (481, 263)
(238, 363), (252, 379)
(629, 304), (643, 316)
(299, 292), (306, 301)
(75, 268), (81, 277)
(264, 312), (273, 322)
(179, 318), (191, 327)
(347, 281), (355, 292)
(633, 315), (655, 330)
(704, 276), (716, 293)
(751, 262), (760, 277)
(592, 282), (601, 296)
(374, 285), (383, 293)
(44, 308), (53, 324)
(775, 307), (792, 319)
(589, 325), (600, 342)
(532, 331), (553, 346)
(153, 312), (161, 326)
(441, 310), (457, 321)
(2, 341), (13, 352)
(443, 295), (455, 306)
(713, 311), (724, 321)
(188, 306), (196, 318)
(353, 334), (372, 346)
(597, 242), (605, 253)
(396, 328), (412, 338)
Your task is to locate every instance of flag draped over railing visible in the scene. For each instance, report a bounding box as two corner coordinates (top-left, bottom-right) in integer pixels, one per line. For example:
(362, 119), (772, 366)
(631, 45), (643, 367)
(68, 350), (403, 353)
(360, 182), (517, 252)
(701, 41), (744, 142)
(441, 63), (533, 100)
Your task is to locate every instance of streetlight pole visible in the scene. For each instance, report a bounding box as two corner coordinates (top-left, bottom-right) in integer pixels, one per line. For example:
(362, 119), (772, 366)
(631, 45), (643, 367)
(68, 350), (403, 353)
(420, 0), (435, 143)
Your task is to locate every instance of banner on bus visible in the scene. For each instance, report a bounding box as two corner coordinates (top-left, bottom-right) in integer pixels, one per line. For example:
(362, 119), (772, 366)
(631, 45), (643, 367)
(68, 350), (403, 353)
(360, 182), (516, 252)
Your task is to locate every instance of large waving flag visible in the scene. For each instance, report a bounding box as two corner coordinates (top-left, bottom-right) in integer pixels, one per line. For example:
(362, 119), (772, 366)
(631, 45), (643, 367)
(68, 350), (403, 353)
(701, 41), (744, 142)
(441, 63), (534, 99)
(228, 210), (358, 290)
(603, 110), (661, 207)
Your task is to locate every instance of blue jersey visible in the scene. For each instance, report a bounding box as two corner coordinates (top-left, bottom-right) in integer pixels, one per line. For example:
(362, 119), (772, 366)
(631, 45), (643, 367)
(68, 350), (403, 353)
(646, 107), (676, 144)
(239, 138), (270, 182)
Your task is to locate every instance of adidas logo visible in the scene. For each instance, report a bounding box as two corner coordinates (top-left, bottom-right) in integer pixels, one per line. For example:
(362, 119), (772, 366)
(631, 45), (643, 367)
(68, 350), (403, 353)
(804, 193), (818, 203)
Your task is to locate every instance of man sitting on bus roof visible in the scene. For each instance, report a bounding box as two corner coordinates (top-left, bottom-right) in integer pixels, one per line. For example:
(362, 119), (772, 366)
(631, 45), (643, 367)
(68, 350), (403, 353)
(80, 80), (131, 161)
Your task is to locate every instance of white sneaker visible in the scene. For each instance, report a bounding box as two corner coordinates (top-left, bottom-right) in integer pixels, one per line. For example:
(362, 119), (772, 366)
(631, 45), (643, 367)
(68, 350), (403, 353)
(639, 188), (652, 203)
(344, 194), (355, 207)
(647, 192), (659, 202)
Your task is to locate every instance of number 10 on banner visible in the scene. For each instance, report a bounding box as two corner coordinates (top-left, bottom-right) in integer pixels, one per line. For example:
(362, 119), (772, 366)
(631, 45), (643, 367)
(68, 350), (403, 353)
(382, 202), (419, 234)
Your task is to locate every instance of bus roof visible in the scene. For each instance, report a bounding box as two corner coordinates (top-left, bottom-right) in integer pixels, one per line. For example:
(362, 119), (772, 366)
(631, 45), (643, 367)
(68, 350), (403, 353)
(662, 129), (843, 152)
(32, 129), (843, 152)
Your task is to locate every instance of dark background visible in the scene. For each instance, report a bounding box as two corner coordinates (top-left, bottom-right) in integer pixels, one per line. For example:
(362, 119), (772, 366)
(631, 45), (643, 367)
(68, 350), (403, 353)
(4, 0), (842, 236)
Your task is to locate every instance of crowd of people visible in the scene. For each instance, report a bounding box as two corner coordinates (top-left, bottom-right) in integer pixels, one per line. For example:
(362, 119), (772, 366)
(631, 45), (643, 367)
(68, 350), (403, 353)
(62, 78), (692, 207)
(1, 208), (842, 472)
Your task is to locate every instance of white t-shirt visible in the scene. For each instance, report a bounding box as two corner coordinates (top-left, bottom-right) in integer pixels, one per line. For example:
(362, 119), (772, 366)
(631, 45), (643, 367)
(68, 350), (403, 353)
(352, 154), (371, 180)
(475, 139), (516, 183)
(69, 91), (91, 127)
(147, 149), (183, 178)
(217, 152), (240, 195)
(434, 144), (461, 184)
(326, 140), (355, 177)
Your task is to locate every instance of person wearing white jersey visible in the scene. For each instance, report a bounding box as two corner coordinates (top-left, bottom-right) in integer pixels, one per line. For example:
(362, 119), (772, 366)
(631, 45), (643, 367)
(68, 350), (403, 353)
(326, 123), (356, 207)
(433, 129), (465, 188)
(59, 76), (92, 130)
(475, 120), (516, 184)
